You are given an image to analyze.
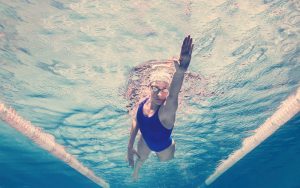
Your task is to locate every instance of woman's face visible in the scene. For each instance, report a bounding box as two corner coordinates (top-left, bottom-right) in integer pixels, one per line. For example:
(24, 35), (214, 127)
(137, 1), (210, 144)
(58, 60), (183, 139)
(149, 81), (170, 105)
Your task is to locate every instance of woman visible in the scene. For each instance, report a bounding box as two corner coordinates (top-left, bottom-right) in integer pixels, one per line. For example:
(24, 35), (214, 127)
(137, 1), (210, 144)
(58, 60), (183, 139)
(127, 35), (194, 180)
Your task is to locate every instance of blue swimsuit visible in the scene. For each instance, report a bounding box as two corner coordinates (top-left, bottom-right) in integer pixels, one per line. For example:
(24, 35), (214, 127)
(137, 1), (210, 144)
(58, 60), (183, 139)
(137, 98), (173, 152)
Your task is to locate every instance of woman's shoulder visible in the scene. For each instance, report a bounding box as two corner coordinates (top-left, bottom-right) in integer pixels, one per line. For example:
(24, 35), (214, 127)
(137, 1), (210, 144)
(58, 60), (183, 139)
(130, 96), (149, 118)
(138, 96), (149, 105)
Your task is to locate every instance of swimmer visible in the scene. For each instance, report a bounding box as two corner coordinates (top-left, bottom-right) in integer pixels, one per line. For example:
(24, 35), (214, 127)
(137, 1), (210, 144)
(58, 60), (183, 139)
(127, 35), (194, 180)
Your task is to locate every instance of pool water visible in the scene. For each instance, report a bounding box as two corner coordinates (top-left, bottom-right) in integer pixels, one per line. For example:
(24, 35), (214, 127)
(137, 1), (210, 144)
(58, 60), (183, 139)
(0, 0), (299, 188)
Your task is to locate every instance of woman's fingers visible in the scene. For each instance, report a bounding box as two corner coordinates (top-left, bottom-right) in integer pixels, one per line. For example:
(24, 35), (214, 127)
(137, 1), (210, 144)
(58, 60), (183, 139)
(127, 153), (134, 167)
(127, 149), (135, 167)
(189, 38), (193, 50)
(189, 44), (194, 56)
(181, 38), (187, 52)
(126, 148), (140, 168)
(181, 35), (193, 55)
(129, 158), (134, 167)
(186, 35), (191, 48)
(132, 149), (141, 159)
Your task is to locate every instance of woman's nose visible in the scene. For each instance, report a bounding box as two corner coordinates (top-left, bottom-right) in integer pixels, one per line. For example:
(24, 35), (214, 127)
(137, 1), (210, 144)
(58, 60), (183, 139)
(157, 92), (164, 97)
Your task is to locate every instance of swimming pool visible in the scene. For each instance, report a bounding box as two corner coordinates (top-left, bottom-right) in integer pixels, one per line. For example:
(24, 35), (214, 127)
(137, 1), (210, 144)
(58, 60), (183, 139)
(0, 0), (299, 188)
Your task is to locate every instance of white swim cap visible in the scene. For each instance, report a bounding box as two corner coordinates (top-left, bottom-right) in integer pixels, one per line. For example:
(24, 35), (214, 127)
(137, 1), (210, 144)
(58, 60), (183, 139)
(149, 71), (172, 85)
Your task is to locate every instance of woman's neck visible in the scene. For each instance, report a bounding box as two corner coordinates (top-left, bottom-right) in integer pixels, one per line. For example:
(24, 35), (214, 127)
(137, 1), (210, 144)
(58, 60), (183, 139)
(147, 98), (160, 111)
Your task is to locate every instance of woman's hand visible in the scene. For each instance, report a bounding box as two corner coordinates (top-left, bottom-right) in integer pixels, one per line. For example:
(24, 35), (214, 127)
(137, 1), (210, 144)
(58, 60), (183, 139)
(174, 35), (194, 73)
(127, 147), (140, 168)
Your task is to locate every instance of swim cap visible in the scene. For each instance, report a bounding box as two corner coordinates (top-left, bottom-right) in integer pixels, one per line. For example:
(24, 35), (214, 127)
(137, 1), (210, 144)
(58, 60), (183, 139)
(149, 71), (172, 84)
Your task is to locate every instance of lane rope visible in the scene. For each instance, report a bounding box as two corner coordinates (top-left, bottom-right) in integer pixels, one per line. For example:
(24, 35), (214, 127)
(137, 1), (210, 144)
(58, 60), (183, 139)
(0, 103), (109, 188)
(205, 87), (300, 186)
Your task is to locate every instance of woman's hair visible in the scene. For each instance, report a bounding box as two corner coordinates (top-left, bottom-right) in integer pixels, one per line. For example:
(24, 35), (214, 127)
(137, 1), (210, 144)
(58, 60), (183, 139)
(149, 66), (173, 85)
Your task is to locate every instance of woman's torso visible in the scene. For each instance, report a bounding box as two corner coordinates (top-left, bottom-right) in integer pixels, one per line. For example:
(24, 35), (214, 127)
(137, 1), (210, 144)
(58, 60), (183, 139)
(136, 98), (173, 152)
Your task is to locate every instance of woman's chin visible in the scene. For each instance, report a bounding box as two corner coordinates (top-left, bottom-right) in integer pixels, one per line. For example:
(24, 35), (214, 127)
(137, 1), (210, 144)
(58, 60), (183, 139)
(155, 99), (165, 104)
(150, 96), (166, 104)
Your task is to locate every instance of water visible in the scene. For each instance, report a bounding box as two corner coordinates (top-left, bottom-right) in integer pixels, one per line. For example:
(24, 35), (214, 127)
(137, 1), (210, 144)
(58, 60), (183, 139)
(0, 0), (299, 188)
(209, 113), (300, 188)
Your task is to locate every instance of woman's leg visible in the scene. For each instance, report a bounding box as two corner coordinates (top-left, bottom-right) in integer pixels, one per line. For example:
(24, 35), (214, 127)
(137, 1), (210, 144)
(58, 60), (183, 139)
(155, 139), (176, 162)
(132, 135), (151, 180)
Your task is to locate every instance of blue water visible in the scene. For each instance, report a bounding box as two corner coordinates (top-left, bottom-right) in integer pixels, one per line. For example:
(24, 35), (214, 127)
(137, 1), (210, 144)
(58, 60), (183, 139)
(209, 113), (300, 188)
(0, 0), (299, 188)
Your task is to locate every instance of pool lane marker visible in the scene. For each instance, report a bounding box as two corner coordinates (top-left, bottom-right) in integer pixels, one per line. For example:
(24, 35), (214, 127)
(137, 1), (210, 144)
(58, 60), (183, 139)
(205, 87), (300, 186)
(0, 103), (109, 188)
